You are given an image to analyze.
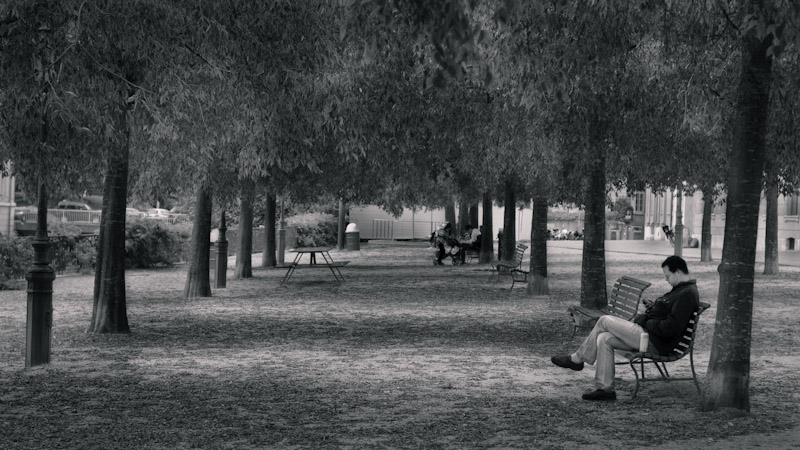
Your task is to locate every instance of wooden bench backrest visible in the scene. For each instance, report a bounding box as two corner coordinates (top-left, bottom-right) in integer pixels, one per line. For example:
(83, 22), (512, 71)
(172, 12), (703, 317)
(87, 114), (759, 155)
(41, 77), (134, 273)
(669, 301), (711, 357)
(512, 244), (528, 265)
(607, 276), (652, 320)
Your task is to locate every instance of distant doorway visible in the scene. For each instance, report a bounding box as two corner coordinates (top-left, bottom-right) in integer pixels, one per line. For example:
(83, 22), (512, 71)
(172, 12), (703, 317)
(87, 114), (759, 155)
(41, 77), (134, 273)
(788, 238), (796, 251)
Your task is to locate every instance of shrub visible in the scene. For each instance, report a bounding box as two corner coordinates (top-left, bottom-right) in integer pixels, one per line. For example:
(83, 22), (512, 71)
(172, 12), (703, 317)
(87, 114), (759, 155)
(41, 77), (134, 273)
(286, 212), (337, 247)
(0, 237), (34, 288)
(49, 235), (97, 274)
(125, 219), (183, 268)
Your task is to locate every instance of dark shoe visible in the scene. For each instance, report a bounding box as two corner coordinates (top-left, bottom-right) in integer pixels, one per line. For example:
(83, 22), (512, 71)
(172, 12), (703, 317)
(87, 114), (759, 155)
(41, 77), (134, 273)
(551, 355), (584, 371)
(581, 389), (616, 401)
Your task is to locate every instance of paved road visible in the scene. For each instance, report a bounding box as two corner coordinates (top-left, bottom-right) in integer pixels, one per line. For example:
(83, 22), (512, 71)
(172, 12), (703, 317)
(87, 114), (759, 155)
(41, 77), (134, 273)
(548, 239), (800, 267)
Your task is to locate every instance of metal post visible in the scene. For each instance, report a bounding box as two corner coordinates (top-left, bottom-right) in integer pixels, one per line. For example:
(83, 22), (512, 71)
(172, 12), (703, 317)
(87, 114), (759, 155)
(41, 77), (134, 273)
(26, 183), (55, 367)
(674, 187), (684, 257)
(215, 211), (228, 288)
(277, 198), (286, 264)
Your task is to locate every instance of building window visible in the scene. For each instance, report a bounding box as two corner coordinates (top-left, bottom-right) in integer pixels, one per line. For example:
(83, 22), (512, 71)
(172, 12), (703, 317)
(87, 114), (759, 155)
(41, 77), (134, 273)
(788, 238), (796, 251)
(787, 192), (799, 217)
(633, 192), (645, 213)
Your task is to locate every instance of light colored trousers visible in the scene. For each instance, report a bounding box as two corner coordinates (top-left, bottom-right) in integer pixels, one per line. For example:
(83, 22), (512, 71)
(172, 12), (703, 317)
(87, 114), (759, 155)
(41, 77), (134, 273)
(575, 315), (647, 391)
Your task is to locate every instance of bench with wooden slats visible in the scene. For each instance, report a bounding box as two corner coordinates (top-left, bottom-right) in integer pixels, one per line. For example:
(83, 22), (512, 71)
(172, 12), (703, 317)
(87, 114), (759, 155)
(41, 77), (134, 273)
(489, 244), (529, 289)
(567, 276), (652, 336)
(615, 301), (711, 399)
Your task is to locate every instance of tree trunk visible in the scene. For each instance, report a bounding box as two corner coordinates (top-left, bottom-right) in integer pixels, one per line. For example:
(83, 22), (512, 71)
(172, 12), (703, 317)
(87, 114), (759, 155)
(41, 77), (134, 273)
(469, 202), (479, 229)
(480, 192), (493, 263)
(184, 186), (213, 298)
(527, 191), (549, 295)
(445, 198), (456, 230)
(91, 168), (110, 329)
(580, 148), (607, 309)
(674, 188), (684, 256)
(337, 198), (346, 250)
(703, 29), (773, 412)
(262, 191), (277, 268)
(764, 172), (779, 275)
(234, 180), (254, 279)
(502, 179), (516, 261)
(457, 198), (470, 236)
(89, 98), (132, 334)
(701, 191), (714, 262)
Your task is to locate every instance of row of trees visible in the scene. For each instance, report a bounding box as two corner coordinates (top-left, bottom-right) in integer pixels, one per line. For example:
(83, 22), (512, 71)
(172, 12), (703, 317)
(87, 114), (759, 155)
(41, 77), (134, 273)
(2, 0), (800, 413)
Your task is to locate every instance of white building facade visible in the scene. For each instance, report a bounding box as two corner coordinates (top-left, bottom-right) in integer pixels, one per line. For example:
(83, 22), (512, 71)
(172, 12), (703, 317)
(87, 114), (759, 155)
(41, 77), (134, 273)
(641, 188), (800, 251)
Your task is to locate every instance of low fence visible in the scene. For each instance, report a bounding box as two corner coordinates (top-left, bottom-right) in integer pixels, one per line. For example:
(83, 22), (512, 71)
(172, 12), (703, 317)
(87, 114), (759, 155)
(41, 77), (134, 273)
(370, 219), (438, 240)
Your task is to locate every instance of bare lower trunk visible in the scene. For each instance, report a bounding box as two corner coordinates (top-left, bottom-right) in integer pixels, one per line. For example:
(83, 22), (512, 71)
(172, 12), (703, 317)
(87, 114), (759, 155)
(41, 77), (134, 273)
(469, 202), (479, 229)
(457, 198), (470, 236)
(527, 191), (549, 295)
(502, 180), (517, 261)
(262, 191), (277, 267)
(701, 192), (714, 262)
(184, 186), (213, 298)
(704, 26), (772, 412)
(91, 169), (110, 330)
(89, 98), (132, 334)
(445, 199), (456, 230)
(480, 192), (493, 263)
(763, 174), (779, 275)
(580, 147), (607, 309)
(235, 181), (254, 279)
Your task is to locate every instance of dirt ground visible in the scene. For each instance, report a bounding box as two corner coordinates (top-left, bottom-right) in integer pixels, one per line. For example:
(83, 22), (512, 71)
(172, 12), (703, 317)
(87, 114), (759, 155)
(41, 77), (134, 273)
(1, 240), (799, 449)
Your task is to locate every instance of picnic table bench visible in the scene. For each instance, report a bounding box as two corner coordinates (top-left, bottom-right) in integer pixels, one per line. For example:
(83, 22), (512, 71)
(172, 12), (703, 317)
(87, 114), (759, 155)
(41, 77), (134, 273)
(567, 276), (652, 336)
(279, 247), (349, 285)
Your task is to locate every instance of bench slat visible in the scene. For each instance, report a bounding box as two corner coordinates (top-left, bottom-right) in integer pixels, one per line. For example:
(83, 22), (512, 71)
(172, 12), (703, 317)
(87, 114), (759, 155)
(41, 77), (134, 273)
(568, 276), (652, 335)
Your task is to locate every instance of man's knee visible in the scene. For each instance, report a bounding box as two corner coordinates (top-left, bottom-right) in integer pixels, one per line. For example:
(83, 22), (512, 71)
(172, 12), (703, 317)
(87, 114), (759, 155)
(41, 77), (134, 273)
(596, 332), (613, 348)
(596, 315), (613, 329)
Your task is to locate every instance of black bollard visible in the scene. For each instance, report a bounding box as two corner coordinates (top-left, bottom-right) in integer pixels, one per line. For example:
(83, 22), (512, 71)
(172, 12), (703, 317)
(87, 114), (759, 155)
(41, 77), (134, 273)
(215, 211), (228, 288)
(26, 183), (55, 367)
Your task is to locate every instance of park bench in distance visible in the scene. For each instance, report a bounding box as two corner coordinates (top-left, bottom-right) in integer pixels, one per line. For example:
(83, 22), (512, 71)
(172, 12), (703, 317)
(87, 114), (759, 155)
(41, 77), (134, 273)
(489, 243), (529, 289)
(566, 276), (652, 337)
(615, 301), (711, 399)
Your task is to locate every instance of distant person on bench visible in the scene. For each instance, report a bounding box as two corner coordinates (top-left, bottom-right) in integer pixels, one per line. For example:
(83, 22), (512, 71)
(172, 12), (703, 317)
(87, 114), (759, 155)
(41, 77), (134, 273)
(458, 224), (481, 262)
(433, 222), (459, 265)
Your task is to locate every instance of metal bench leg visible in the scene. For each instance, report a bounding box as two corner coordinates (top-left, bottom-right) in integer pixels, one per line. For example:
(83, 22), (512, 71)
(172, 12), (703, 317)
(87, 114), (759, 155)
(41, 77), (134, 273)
(657, 362), (669, 379)
(689, 351), (702, 396)
(629, 360), (642, 400)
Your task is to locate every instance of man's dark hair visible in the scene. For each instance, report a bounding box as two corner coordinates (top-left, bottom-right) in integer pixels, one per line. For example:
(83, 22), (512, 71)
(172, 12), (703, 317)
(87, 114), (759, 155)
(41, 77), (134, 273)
(661, 255), (689, 274)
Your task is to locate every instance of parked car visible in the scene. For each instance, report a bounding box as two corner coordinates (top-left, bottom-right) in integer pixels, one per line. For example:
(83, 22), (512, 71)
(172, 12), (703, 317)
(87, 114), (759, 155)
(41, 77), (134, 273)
(56, 200), (93, 211)
(145, 208), (171, 220)
(126, 207), (146, 218)
(13, 205), (37, 222)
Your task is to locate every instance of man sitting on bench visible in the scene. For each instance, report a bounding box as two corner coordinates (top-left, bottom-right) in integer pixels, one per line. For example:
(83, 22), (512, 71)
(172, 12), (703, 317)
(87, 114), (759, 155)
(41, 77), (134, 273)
(550, 256), (699, 401)
(458, 224), (481, 263)
(433, 222), (460, 265)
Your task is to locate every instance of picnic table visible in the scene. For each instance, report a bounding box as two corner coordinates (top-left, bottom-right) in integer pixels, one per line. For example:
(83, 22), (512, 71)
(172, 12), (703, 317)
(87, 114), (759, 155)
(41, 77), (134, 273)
(279, 246), (349, 285)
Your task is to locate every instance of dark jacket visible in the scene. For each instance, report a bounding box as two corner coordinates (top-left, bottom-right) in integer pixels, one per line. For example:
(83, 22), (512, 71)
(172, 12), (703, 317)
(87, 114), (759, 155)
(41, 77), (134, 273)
(633, 280), (699, 355)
